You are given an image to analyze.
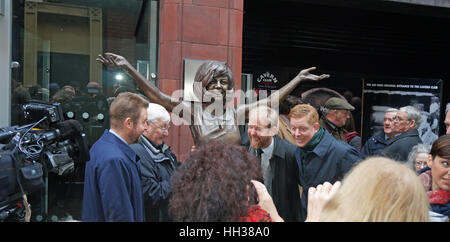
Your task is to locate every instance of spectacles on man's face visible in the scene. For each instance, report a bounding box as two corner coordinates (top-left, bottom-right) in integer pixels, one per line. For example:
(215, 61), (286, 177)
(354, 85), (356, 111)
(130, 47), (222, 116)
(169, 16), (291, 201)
(149, 120), (170, 131)
(394, 116), (408, 122)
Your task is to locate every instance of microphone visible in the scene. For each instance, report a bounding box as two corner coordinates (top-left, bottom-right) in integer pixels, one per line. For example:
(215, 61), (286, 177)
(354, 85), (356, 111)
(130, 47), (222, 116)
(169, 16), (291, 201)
(41, 120), (83, 142)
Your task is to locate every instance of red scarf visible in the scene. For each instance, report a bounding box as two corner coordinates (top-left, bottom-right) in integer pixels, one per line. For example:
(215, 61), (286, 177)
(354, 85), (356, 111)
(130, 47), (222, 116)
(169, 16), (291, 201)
(427, 190), (450, 205)
(239, 205), (273, 222)
(344, 131), (359, 143)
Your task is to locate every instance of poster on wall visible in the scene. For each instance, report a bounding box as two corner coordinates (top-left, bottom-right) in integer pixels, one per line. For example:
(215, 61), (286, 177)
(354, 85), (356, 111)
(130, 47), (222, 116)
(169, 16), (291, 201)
(362, 78), (443, 146)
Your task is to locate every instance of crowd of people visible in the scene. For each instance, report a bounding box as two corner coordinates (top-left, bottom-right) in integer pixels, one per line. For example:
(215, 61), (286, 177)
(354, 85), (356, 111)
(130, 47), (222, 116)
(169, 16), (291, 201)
(13, 52), (449, 222)
(81, 90), (450, 222)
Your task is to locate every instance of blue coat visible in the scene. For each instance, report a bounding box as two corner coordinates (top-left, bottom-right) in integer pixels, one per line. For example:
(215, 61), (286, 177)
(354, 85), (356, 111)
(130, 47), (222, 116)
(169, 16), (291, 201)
(130, 136), (180, 222)
(295, 130), (362, 221)
(361, 132), (389, 159)
(82, 130), (144, 222)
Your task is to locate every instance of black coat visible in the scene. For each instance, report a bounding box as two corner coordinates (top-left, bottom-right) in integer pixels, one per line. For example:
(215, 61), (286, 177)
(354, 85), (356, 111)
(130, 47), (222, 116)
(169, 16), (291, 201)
(381, 129), (422, 163)
(130, 136), (180, 222)
(361, 132), (390, 159)
(248, 135), (302, 222)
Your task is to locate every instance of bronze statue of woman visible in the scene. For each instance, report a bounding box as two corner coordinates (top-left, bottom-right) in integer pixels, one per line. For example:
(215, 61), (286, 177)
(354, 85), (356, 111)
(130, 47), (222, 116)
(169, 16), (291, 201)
(97, 53), (329, 146)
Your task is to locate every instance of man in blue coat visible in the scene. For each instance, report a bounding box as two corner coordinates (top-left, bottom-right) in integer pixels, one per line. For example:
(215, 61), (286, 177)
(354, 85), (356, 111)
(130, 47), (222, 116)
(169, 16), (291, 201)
(361, 108), (398, 159)
(289, 104), (361, 221)
(82, 92), (149, 222)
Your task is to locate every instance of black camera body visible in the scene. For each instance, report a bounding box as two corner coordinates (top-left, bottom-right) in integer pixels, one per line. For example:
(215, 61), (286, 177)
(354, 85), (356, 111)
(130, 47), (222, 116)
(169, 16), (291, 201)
(0, 101), (90, 221)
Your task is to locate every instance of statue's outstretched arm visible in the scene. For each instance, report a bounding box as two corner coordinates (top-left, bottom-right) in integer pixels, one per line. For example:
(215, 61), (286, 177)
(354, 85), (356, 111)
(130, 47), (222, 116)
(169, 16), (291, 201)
(237, 67), (329, 117)
(97, 53), (188, 114)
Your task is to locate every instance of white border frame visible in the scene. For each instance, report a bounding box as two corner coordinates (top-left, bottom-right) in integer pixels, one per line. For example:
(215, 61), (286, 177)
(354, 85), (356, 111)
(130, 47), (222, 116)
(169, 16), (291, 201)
(0, 0), (11, 127)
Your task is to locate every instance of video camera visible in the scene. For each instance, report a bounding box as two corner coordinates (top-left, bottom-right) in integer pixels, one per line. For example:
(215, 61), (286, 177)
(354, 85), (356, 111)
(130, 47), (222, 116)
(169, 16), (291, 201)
(0, 101), (90, 221)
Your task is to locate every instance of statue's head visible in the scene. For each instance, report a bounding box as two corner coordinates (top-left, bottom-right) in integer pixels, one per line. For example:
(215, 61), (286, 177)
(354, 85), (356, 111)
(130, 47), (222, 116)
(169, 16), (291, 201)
(193, 61), (235, 103)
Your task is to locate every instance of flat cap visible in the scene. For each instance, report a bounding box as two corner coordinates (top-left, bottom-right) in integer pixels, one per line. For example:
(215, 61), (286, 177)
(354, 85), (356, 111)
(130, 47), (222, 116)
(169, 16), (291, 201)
(324, 97), (355, 111)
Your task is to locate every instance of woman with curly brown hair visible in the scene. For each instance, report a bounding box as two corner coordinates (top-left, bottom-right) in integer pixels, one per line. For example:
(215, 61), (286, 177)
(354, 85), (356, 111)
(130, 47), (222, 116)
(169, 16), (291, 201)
(169, 141), (283, 222)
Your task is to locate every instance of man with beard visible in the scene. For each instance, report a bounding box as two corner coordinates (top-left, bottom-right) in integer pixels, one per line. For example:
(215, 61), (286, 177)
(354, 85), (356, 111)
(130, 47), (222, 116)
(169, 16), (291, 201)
(247, 105), (301, 222)
(82, 92), (149, 221)
(361, 108), (398, 159)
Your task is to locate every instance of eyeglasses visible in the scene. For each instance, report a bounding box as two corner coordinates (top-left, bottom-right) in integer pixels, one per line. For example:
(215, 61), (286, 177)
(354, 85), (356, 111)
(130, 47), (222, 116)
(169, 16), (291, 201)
(149, 120), (170, 131)
(414, 161), (428, 169)
(394, 116), (408, 122)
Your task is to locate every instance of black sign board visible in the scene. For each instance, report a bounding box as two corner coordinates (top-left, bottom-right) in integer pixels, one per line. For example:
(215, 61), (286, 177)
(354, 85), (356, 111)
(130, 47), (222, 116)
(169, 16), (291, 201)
(362, 78), (443, 146)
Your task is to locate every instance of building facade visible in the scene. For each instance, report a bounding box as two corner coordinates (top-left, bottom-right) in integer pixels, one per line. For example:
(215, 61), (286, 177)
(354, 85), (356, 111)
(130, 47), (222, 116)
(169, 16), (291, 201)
(1, 0), (449, 221)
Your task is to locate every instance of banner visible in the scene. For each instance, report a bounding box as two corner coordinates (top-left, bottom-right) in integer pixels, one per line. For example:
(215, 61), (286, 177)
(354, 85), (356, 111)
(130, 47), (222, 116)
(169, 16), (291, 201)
(362, 78), (443, 146)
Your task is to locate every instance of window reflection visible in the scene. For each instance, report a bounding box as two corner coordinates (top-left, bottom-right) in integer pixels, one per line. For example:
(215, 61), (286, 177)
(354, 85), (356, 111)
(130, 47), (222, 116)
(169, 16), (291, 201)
(11, 0), (155, 221)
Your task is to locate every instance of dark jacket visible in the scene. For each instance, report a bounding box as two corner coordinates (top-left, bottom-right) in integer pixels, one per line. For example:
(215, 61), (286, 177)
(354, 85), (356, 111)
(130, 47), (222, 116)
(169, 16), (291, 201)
(319, 116), (348, 144)
(82, 130), (144, 222)
(248, 135), (301, 222)
(381, 129), (422, 163)
(361, 132), (390, 159)
(295, 130), (362, 221)
(130, 136), (179, 222)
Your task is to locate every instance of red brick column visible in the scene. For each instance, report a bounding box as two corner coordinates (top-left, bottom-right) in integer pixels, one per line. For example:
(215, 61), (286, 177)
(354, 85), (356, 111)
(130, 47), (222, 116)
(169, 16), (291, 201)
(159, 0), (244, 161)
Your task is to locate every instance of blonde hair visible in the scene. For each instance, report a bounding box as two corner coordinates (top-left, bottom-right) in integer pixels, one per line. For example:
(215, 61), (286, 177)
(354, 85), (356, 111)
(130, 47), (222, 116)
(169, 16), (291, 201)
(320, 157), (429, 222)
(288, 104), (318, 125)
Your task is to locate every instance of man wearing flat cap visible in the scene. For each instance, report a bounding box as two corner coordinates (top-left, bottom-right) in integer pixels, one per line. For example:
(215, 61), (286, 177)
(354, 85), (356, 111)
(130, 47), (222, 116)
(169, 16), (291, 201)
(319, 97), (355, 144)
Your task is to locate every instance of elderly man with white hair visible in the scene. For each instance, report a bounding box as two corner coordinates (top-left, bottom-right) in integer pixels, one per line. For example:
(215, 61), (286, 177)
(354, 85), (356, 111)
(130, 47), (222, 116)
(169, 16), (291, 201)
(381, 106), (423, 163)
(130, 103), (179, 222)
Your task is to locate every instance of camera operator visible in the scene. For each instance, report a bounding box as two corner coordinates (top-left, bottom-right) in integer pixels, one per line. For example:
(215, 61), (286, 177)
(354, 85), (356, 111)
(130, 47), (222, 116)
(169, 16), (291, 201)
(82, 92), (148, 222)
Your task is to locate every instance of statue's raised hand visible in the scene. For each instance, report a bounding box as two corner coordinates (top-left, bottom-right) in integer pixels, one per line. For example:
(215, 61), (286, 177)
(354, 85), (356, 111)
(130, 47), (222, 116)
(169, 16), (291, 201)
(96, 53), (130, 69)
(297, 67), (330, 82)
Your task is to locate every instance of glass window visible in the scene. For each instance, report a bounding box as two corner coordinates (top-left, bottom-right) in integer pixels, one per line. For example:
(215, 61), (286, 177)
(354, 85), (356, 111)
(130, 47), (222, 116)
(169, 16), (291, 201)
(10, 0), (158, 221)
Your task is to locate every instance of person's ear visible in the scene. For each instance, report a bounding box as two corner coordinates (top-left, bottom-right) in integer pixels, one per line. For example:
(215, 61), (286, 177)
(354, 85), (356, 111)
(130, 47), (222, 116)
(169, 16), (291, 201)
(269, 124), (278, 137)
(427, 154), (433, 168)
(409, 119), (416, 129)
(123, 117), (134, 130)
(313, 122), (320, 132)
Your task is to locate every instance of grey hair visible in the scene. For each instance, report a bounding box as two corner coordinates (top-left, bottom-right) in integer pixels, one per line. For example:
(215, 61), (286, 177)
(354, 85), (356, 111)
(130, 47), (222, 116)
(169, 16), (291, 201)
(385, 108), (398, 113)
(406, 143), (431, 171)
(147, 102), (170, 122)
(446, 103), (450, 115)
(399, 106), (422, 129)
